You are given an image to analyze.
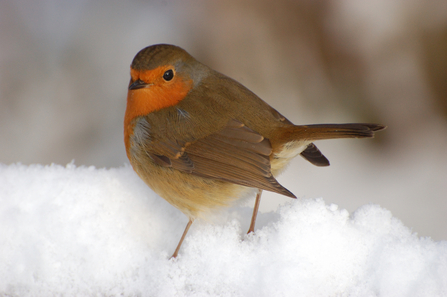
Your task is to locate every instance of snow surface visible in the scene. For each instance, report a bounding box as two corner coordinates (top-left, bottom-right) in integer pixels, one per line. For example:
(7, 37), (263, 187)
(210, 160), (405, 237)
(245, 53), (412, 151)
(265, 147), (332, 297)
(1, 163), (446, 296)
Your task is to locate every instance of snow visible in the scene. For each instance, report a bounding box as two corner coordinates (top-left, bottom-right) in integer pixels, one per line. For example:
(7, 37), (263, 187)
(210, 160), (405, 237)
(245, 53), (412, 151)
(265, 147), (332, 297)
(1, 163), (446, 296)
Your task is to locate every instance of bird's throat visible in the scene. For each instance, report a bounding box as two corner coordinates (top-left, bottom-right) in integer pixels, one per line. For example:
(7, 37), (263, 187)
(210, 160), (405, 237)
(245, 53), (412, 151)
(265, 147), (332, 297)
(124, 73), (192, 155)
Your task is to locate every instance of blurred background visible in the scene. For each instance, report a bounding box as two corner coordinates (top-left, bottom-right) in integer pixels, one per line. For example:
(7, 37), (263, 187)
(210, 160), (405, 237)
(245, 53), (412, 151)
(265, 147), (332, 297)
(1, 0), (446, 239)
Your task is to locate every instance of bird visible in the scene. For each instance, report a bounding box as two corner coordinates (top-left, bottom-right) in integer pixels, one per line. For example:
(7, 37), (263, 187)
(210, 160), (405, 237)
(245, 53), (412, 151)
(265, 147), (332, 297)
(124, 44), (386, 258)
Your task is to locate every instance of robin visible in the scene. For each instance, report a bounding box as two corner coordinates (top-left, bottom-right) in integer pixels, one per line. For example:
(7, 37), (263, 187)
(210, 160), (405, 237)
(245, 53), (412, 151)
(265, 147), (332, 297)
(124, 44), (385, 258)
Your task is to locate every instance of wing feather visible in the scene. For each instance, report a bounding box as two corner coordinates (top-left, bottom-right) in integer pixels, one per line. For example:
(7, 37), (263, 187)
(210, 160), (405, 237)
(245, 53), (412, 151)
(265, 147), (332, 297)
(132, 117), (295, 198)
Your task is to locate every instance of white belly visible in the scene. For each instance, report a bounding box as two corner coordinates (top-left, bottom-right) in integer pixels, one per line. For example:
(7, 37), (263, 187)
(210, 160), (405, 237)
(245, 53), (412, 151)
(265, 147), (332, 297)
(271, 140), (311, 175)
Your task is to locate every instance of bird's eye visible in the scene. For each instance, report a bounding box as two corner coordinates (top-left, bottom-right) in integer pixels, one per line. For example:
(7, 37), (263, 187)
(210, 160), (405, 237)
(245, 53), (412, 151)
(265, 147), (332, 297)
(163, 69), (174, 81)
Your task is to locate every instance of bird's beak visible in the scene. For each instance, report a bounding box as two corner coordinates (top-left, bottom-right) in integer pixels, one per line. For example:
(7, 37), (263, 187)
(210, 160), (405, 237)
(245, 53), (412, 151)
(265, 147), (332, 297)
(128, 79), (151, 90)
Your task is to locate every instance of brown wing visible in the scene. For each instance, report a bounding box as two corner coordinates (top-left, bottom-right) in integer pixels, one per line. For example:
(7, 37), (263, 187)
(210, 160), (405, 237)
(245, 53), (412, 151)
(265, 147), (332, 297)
(300, 143), (330, 167)
(136, 118), (295, 198)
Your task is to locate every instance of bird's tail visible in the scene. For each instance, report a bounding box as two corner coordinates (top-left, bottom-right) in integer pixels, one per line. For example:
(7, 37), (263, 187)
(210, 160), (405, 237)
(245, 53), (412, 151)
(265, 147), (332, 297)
(270, 123), (386, 168)
(279, 123), (386, 143)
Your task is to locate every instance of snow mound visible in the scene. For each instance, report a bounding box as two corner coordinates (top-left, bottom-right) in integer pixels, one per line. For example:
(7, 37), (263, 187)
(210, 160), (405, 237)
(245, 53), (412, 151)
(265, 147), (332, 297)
(1, 163), (446, 296)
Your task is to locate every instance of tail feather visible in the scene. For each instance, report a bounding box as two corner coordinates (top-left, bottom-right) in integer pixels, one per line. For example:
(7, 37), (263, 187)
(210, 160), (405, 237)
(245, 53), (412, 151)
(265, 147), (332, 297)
(271, 123), (385, 170)
(283, 123), (386, 142)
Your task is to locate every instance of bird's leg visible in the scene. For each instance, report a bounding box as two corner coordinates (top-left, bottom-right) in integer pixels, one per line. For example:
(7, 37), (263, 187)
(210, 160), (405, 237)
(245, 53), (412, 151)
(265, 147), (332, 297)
(171, 218), (194, 258)
(247, 189), (263, 234)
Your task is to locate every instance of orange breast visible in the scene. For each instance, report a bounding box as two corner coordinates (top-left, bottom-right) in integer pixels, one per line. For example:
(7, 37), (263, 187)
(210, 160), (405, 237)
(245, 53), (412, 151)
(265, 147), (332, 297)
(124, 67), (193, 155)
